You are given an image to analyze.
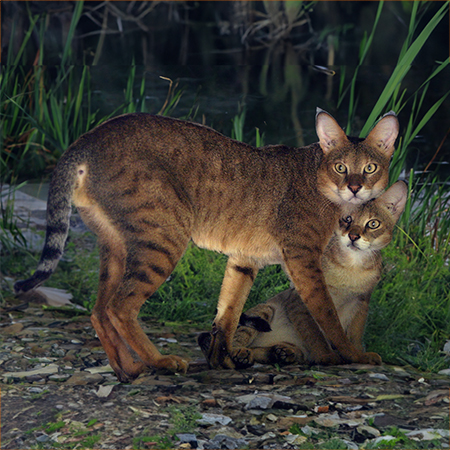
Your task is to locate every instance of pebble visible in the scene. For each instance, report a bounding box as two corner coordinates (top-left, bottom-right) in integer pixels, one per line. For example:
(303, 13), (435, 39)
(369, 373), (390, 381)
(197, 413), (232, 426)
(204, 434), (247, 450)
(66, 371), (104, 385)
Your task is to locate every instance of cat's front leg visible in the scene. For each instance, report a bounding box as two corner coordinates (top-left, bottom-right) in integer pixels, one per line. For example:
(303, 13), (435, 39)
(283, 253), (379, 365)
(206, 257), (259, 369)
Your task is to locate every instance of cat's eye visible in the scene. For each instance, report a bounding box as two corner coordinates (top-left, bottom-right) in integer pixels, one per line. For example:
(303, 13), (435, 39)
(334, 163), (347, 174)
(343, 216), (352, 223)
(364, 163), (377, 174)
(367, 219), (380, 229)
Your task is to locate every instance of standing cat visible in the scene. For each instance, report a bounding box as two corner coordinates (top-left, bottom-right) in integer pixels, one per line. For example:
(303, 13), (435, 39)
(215, 181), (407, 368)
(15, 109), (398, 382)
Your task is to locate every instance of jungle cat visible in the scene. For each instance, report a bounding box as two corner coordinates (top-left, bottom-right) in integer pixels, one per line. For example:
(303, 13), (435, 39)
(210, 181), (407, 368)
(14, 109), (399, 382)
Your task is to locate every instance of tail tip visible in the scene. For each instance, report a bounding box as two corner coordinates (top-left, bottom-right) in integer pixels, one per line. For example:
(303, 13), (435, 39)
(14, 271), (49, 295)
(14, 279), (30, 295)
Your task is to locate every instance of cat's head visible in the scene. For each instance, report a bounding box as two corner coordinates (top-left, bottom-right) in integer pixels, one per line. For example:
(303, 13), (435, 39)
(337, 181), (407, 252)
(316, 109), (399, 206)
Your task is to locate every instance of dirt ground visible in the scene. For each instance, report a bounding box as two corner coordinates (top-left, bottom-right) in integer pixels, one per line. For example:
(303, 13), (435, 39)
(1, 295), (449, 450)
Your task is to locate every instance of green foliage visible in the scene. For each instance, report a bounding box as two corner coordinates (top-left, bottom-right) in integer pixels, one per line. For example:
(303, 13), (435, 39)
(44, 421), (65, 434)
(167, 405), (202, 434)
(131, 406), (200, 449)
(1, 184), (28, 251)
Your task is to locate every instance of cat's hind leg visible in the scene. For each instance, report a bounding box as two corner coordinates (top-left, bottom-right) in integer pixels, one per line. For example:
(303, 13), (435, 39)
(91, 240), (146, 382)
(83, 207), (190, 380)
(103, 233), (191, 378)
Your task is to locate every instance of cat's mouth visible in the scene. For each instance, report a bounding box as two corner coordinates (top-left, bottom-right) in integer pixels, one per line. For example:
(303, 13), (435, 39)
(347, 240), (362, 251)
(338, 189), (368, 205)
(347, 196), (364, 205)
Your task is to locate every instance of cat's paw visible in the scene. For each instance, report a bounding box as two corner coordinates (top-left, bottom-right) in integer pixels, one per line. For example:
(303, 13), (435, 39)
(197, 330), (235, 369)
(268, 344), (298, 365)
(231, 347), (255, 369)
(154, 354), (190, 374)
(313, 352), (345, 366)
(359, 351), (382, 365)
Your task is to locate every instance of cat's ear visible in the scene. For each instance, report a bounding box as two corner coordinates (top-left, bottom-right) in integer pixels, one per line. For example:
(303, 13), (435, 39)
(378, 181), (408, 222)
(365, 111), (399, 158)
(315, 108), (348, 154)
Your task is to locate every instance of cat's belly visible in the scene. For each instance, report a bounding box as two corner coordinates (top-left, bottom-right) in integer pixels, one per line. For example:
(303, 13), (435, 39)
(192, 228), (283, 267)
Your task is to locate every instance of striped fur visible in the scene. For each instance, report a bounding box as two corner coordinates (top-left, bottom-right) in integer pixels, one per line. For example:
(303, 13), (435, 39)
(15, 110), (399, 381)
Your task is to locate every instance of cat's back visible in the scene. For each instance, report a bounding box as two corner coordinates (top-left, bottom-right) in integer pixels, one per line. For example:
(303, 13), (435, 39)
(67, 113), (321, 171)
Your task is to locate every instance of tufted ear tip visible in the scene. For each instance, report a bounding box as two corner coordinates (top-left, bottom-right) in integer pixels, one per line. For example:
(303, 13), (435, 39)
(315, 109), (347, 154)
(315, 107), (326, 118)
(382, 110), (397, 118)
(365, 113), (399, 157)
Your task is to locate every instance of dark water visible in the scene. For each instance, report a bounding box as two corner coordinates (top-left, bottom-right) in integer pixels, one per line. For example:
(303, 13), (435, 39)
(3, 1), (450, 175)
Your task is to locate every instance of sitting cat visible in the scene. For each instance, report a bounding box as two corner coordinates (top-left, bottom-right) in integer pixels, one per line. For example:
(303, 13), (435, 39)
(225, 181), (407, 368)
(15, 109), (398, 381)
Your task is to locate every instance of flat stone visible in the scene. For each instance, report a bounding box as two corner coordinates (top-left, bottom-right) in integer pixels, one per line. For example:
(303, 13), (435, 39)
(204, 434), (247, 450)
(197, 413), (232, 426)
(2, 363), (59, 379)
(2, 323), (24, 335)
(66, 371), (104, 385)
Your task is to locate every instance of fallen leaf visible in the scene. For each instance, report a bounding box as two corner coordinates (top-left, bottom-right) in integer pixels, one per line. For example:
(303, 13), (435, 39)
(155, 395), (183, 404)
(96, 385), (114, 398)
(374, 394), (407, 401)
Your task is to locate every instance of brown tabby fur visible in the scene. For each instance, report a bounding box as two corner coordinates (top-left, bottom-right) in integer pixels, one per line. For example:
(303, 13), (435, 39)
(224, 181), (407, 368)
(15, 109), (399, 382)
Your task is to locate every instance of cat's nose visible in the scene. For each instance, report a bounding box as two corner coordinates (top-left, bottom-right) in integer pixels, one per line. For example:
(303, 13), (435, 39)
(349, 233), (360, 242)
(348, 184), (362, 195)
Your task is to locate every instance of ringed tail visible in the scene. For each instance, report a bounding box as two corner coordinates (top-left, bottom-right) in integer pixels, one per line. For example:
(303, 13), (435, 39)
(14, 149), (84, 294)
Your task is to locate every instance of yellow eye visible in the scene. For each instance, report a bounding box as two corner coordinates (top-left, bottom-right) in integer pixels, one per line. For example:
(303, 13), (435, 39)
(335, 163), (347, 174)
(343, 215), (352, 223)
(364, 163), (377, 174)
(367, 219), (380, 229)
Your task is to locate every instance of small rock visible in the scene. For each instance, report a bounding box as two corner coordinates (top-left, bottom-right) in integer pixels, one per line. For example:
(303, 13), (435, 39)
(36, 434), (50, 443)
(197, 413), (232, 426)
(96, 385), (114, 398)
(28, 387), (44, 394)
(284, 434), (308, 445)
(176, 434), (197, 447)
(204, 434), (247, 450)
(2, 323), (25, 335)
(48, 374), (71, 382)
(443, 340), (450, 355)
(369, 373), (390, 381)
(85, 364), (114, 374)
(357, 424), (381, 437)
(66, 371), (104, 385)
